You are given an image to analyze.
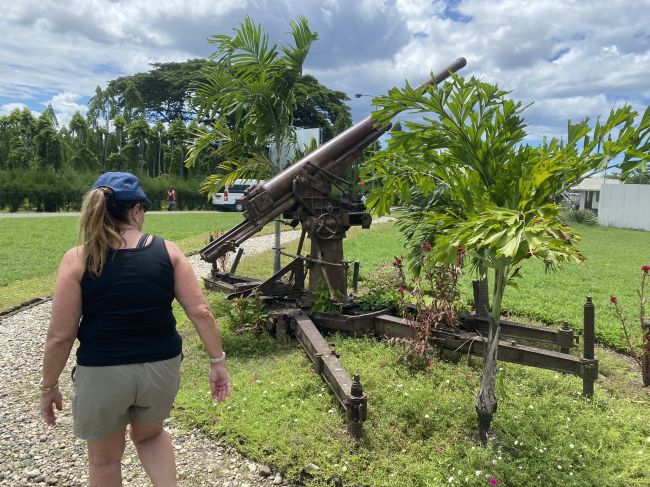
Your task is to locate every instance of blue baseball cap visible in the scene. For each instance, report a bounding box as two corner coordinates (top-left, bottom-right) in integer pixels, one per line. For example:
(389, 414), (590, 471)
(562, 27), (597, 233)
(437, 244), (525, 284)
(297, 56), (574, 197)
(92, 172), (152, 208)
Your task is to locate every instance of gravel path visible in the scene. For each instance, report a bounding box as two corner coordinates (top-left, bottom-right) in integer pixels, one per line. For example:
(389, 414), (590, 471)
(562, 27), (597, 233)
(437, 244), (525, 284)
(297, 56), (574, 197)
(0, 231), (305, 487)
(0, 219), (393, 486)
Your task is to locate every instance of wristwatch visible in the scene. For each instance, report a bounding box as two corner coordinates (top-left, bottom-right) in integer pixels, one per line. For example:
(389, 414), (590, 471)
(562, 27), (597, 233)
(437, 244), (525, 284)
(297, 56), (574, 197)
(39, 379), (59, 393)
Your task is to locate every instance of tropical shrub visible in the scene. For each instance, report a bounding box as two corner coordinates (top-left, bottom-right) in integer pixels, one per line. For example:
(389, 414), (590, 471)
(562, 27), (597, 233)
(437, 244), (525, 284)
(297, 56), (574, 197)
(558, 208), (598, 225)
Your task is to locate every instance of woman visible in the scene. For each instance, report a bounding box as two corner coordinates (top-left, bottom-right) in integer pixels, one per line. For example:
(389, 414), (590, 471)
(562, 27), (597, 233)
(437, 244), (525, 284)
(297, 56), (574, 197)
(39, 172), (230, 486)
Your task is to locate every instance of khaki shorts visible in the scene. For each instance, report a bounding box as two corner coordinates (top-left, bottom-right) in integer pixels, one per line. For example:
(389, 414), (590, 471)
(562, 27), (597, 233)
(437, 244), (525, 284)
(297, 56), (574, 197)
(72, 354), (182, 441)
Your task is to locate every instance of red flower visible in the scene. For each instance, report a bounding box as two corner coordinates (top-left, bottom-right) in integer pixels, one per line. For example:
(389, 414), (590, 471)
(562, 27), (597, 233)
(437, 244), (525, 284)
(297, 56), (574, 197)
(426, 359), (433, 366)
(457, 245), (464, 254)
(488, 477), (498, 486)
(610, 295), (617, 304)
(393, 256), (403, 267)
(421, 242), (432, 252)
(398, 287), (405, 295)
(642, 265), (650, 273)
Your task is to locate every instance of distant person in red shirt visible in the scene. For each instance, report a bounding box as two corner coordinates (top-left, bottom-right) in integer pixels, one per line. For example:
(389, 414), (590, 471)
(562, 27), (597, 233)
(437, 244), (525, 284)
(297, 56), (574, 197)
(166, 187), (177, 211)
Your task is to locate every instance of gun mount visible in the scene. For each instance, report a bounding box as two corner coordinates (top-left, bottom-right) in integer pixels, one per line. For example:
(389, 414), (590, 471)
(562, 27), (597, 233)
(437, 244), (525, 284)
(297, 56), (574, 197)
(202, 57), (467, 300)
(200, 57), (598, 440)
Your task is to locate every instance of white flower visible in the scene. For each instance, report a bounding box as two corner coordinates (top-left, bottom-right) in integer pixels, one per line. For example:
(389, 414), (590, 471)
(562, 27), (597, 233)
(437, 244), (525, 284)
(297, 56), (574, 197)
(425, 414), (430, 419)
(569, 444), (575, 449)
(566, 417), (571, 422)
(475, 470), (482, 476)
(557, 465), (562, 470)
(528, 404), (534, 409)
(448, 476), (454, 483)
(328, 409), (334, 413)
(342, 466), (348, 472)
(445, 379), (450, 384)
(514, 440), (519, 446)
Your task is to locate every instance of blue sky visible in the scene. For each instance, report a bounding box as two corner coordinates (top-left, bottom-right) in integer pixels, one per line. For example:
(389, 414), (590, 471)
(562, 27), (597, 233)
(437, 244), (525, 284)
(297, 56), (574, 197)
(1, 0), (649, 141)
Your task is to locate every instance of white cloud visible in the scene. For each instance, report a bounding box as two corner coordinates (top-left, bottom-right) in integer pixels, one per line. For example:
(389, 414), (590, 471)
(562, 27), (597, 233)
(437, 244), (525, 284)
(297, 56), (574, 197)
(0, 102), (35, 116)
(46, 92), (88, 127)
(0, 0), (648, 139)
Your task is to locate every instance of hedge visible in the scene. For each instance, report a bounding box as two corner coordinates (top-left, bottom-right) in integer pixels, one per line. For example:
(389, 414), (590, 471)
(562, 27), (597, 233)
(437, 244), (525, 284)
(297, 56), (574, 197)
(0, 170), (210, 212)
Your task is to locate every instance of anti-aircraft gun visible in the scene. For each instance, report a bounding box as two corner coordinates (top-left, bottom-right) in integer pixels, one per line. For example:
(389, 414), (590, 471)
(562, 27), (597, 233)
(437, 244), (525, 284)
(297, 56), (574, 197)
(200, 57), (598, 439)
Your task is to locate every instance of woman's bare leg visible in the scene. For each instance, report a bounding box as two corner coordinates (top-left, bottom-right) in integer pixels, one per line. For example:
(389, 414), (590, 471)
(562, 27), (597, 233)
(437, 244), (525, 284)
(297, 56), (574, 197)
(87, 428), (126, 487)
(129, 422), (177, 486)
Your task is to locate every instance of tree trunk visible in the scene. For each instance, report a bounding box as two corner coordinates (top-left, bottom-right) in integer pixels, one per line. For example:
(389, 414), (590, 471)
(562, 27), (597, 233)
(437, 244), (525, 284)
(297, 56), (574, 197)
(475, 266), (506, 443)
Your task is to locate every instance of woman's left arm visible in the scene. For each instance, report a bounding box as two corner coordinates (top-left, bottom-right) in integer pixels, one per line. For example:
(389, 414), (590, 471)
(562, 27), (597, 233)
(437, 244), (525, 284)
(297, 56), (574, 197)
(40, 247), (84, 426)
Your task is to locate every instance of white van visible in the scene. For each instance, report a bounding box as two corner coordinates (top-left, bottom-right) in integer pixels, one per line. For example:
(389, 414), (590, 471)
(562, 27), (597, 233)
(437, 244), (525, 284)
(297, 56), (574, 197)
(211, 179), (264, 212)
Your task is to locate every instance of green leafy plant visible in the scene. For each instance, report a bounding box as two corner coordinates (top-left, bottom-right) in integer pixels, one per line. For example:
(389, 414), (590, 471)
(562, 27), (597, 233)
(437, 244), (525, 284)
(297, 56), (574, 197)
(558, 208), (598, 225)
(310, 282), (344, 314)
(363, 74), (648, 442)
(357, 261), (403, 313)
(225, 296), (269, 334)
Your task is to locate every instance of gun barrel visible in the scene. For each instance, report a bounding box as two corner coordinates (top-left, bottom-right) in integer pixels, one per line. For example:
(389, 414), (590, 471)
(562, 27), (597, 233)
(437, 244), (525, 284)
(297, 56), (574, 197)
(263, 56), (467, 201)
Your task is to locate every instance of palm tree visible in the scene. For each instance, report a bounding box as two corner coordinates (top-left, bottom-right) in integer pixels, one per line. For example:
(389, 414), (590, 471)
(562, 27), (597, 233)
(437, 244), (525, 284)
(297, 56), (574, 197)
(363, 75), (646, 442)
(187, 16), (318, 272)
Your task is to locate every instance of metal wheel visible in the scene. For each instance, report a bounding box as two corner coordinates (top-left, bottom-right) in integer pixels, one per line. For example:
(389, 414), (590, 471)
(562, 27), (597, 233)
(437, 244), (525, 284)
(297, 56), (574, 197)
(235, 201), (244, 212)
(314, 213), (339, 239)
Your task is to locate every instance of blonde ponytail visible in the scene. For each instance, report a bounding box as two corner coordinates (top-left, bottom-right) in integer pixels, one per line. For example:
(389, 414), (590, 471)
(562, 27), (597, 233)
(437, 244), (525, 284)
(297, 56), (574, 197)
(78, 187), (123, 276)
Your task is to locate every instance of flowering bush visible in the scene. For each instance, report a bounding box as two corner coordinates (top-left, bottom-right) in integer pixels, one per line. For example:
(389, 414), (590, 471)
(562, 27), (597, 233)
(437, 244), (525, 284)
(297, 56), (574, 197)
(609, 265), (650, 386)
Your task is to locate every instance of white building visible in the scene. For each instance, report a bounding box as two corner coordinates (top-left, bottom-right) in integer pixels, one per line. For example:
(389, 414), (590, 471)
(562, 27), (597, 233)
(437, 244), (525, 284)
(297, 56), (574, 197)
(570, 177), (622, 213)
(269, 128), (322, 167)
(598, 184), (650, 231)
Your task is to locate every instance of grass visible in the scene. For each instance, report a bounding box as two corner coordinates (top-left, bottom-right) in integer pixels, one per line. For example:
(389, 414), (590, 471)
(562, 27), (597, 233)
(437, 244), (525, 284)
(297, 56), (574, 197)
(173, 222), (650, 486)
(236, 222), (650, 351)
(0, 211), (248, 311)
(3, 214), (649, 485)
(491, 224), (650, 351)
(175, 292), (650, 487)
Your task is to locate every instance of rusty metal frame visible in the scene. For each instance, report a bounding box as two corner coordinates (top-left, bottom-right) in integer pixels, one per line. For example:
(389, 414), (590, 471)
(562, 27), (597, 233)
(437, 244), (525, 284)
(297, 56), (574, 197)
(311, 312), (597, 381)
(293, 314), (367, 437)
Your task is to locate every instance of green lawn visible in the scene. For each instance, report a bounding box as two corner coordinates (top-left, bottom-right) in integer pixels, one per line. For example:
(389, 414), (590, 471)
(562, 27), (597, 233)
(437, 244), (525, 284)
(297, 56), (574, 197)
(235, 222), (650, 351)
(0, 212), (246, 311)
(2, 214), (649, 485)
(175, 292), (650, 487)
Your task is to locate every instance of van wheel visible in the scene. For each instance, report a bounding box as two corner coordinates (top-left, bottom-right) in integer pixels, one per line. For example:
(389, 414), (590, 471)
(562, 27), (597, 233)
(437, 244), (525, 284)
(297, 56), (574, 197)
(235, 202), (244, 212)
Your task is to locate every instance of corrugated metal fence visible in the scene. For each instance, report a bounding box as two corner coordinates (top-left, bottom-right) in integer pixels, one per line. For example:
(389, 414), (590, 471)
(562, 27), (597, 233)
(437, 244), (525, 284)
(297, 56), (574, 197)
(599, 184), (650, 231)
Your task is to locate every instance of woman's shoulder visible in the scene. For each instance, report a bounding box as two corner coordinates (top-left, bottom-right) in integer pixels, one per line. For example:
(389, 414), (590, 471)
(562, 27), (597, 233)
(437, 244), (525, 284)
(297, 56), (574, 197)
(161, 238), (181, 253)
(61, 245), (86, 277)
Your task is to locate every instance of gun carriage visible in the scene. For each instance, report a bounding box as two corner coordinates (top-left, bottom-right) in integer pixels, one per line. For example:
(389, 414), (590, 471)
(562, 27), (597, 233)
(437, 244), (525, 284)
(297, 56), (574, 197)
(200, 57), (598, 438)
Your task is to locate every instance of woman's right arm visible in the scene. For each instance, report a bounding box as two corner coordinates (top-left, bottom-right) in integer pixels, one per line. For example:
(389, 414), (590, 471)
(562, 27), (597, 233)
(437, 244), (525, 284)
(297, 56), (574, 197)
(166, 241), (230, 402)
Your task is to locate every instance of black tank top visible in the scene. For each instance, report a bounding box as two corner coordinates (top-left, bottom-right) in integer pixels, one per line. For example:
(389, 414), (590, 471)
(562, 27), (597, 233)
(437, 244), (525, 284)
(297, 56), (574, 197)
(77, 235), (181, 366)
